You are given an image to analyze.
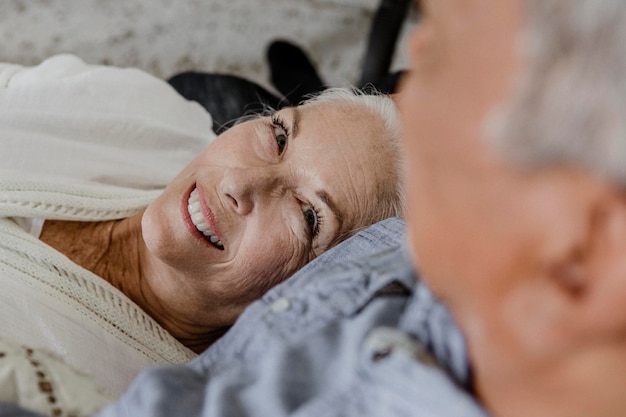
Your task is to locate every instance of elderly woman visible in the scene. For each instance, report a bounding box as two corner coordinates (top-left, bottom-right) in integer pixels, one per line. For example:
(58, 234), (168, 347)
(0, 55), (404, 398)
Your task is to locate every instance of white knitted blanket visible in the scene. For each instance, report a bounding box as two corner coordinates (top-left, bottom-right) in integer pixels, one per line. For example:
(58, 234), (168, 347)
(0, 55), (216, 398)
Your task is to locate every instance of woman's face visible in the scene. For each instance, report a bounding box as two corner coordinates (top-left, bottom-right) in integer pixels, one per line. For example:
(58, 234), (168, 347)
(142, 100), (394, 320)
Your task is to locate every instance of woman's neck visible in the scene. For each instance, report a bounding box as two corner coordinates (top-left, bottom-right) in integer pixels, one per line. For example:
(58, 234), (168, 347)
(39, 213), (228, 353)
(41, 213), (144, 293)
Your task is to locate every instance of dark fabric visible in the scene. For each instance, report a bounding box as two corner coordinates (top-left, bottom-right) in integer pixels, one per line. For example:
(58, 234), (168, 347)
(167, 72), (285, 135)
(167, 62), (404, 138)
(267, 40), (326, 105)
(358, 0), (412, 88)
(266, 40), (406, 99)
(168, 0), (413, 135)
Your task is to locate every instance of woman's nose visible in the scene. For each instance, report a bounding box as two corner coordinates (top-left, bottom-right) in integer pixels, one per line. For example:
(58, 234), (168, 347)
(221, 167), (281, 215)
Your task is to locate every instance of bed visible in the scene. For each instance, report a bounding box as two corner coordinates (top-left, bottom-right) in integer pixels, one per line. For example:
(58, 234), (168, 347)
(0, 50), (407, 417)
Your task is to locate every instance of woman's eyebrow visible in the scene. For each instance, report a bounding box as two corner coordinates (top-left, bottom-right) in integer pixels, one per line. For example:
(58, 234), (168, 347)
(316, 189), (340, 226)
(316, 189), (343, 246)
(289, 107), (300, 138)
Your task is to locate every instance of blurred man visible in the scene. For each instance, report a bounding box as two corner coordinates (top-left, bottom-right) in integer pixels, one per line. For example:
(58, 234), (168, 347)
(401, 0), (626, 416)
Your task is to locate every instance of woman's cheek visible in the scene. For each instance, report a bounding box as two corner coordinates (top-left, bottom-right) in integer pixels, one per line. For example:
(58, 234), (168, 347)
(241, 228), (309, 293)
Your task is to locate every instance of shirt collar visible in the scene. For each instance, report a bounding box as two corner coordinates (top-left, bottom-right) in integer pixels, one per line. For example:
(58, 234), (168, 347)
(397, 247), (473, 389)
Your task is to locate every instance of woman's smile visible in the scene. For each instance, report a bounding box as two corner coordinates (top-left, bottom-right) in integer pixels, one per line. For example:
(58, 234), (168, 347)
(141, 95), (402, 338)
(183, 184), (225, 250)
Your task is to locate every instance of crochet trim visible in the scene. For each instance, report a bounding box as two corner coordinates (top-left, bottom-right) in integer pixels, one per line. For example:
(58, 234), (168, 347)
(0, 220), (195, 365)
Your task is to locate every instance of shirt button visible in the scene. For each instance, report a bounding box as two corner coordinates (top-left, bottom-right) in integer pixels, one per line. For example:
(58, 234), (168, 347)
(365, 326), (439, 367)
(372, 347), (393, 362)
(270, 297), (291, 313)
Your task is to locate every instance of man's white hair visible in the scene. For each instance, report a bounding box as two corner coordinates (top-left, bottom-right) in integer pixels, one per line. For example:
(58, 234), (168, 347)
(487, 0), (626, 186)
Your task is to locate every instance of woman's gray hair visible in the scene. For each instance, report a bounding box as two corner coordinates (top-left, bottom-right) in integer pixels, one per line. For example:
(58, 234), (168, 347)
(487, 0), (626, 186)
(303, 87), (407, 226)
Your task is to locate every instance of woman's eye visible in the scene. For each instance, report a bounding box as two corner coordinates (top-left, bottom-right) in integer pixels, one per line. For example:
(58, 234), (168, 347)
(271, 115), (290, 156)
(274, 126), (288, 155)
(303, 206), (320, 238)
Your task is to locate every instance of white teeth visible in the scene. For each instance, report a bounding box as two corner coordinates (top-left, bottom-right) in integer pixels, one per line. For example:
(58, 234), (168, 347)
(191, 212), (204, 224)
(187, 187), (224, 249)
(188, 201), (200, 212)
(195, 222), (209, 232)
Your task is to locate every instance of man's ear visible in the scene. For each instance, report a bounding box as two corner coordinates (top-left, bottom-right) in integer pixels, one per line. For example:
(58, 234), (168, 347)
(549, 182), (626, 342)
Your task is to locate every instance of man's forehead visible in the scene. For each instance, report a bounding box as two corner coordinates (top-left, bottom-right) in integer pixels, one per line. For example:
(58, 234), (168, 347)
(418, 0), (520, 21)
(418, 0), (484, 14)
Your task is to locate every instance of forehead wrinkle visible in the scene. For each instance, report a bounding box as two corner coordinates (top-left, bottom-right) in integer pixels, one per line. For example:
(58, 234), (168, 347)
(299, 101), (386, 233)
(291, 107), (300, 138)
(336, 143), (371, 230)
(336, 115), (386, 232)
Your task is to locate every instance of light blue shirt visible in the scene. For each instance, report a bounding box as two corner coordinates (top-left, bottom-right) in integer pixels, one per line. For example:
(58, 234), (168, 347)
(97, 217), (489, 417)
(0, 218), (489, 417)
